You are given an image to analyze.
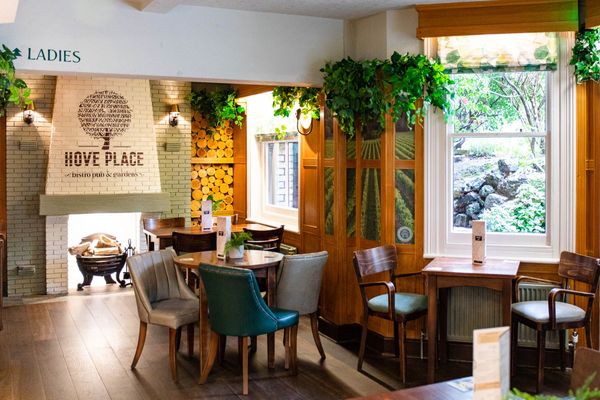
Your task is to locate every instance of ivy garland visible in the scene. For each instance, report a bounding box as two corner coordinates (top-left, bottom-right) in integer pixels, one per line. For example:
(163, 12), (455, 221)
(272, 86), (321, 120)
(188, 88), (245, 133)
(570, 28), (600, 84)
(320, 52), (453, 137)
(0, 45), (31, 117)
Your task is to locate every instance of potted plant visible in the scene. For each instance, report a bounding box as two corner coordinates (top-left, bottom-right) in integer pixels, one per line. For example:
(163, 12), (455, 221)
(224, 232), (252, 259)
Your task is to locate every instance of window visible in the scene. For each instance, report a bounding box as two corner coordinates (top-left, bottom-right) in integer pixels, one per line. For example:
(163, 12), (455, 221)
(424, 33), (576, 262)
(243, 92), (299, 231)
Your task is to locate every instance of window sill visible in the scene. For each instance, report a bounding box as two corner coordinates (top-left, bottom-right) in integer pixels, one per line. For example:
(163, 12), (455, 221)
(423, 252), (559, 265)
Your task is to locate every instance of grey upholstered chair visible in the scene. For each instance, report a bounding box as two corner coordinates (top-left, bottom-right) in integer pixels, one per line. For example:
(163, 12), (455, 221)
(276, 251), (329, 360)
(127, 248), (199, 381)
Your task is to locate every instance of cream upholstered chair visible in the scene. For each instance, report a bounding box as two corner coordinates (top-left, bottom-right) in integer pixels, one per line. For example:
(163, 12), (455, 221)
(276, 251), (329, 360)
(128, 248), (199, 381)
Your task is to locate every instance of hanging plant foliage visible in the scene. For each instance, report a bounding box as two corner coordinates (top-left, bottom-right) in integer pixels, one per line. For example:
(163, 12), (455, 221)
(272, 86), (321, 120)
(570, 28), (600, 84)
(0, 45), (31, 117)
(320, 52), (453, 137)
(188, 88), (245, 133)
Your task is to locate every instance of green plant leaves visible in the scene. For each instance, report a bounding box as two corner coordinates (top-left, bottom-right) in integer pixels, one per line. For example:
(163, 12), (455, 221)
(1, 44), (30, 117)
(320, 52), (454, 138)
(571, 28), (600, 84)
(188, 88), (245, 133)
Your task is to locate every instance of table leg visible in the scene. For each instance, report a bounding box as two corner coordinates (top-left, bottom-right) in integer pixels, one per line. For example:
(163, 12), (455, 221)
(267, 265), (277, 369)
(427, 275), (437, 383)
(198, 274), (211, 383)
(439, 288), (448, 364)
(502, 279), (512, 327)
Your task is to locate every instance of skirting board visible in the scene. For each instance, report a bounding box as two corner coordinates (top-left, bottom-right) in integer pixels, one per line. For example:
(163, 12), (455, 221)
(39, 193), (170, 215)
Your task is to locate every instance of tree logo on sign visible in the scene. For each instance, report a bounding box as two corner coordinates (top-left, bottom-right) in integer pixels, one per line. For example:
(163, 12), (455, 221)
(78, 90), (132, 150)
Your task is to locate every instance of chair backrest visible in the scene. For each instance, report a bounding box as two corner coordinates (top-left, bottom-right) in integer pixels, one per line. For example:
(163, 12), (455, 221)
(276, 251), (328, 315)
(199, 264), (279, 337)
(143, 217), (185, 231)
(127, 249), (195, 323)
(172, 231), (216, 255)
(243, 225), (284, 252)
(571, 347), (600, 391)
(558, 251), (600, 292)
(353, 244), (396, 282)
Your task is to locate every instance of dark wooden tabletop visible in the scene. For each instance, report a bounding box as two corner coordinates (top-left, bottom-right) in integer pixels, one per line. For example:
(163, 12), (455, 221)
(144, 223), (270, 240)
(422, 257), (520, 278)
(174, 249), (284, 271)
(347, 378), (473, 400)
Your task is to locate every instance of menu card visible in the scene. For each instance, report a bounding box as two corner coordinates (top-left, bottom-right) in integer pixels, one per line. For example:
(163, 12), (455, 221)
(473, 326), (510, 400)
(201, 200), (213, 231)
(472, 220), (486, 265)
(216, 216), (231, 260)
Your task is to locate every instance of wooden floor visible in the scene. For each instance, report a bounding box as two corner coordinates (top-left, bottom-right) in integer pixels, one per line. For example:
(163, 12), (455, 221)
(0, 287), (572, 399)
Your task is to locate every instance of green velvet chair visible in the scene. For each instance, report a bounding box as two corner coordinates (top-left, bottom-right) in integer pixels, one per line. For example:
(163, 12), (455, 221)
(198, 264), (299, 395)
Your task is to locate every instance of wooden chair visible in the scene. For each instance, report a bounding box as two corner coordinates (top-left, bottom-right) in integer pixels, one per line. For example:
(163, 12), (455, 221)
(352, 245), (428, 383)
(172, 231), (216, 288)
(571, 347), (600, 391)
(142, 217), (185, 251)
(511, 251), (600, 393)
(243, 225), (284, 252)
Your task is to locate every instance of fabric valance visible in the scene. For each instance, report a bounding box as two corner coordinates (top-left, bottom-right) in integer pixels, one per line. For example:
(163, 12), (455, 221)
(438, 33), (559, 73)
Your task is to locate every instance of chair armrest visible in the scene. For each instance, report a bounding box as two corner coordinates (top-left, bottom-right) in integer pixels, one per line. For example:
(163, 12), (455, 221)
(514, 275), (561, 302)
(548, 288), (595, 329)
(359, 281), (396, 320)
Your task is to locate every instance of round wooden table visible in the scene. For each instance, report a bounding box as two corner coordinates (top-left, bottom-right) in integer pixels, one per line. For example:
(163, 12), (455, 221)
(174, 250), (284, 382)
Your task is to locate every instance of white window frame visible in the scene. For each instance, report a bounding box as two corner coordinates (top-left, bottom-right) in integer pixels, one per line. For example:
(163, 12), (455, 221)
(424, 33), (576, 263)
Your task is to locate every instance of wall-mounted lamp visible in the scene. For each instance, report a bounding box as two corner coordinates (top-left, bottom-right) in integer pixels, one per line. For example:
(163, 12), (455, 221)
(23, 102), (35, 125)
(296, 108), (313, 136)
(169, 104), (180, 127)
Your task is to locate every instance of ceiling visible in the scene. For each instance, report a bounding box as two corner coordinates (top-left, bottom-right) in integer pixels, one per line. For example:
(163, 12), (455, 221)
(131, 0), (480, 20)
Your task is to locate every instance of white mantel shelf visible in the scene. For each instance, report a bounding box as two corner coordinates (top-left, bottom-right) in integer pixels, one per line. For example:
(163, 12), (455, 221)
(39, 193), (170, 216)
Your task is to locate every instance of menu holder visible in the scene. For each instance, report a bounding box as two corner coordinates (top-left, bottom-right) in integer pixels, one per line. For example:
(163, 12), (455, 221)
(473, 326), (510, 400)
(201, 200), (213, 231)
(472, 220), (486, 265)
(216, 216), (231, 260)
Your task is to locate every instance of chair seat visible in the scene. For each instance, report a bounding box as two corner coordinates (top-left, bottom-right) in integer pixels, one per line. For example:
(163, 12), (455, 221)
(271, 308), (299, 329)
(512, 301), (586, 324)
(367, 293), (428, 317)
(150, 298), (199, 329)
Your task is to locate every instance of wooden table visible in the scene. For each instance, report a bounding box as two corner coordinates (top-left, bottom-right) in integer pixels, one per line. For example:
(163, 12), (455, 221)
(174, 249), (284, 382)
(347, 377), (473, 400)
(423, 257), (519, 383)
(144, 223), (270, 250)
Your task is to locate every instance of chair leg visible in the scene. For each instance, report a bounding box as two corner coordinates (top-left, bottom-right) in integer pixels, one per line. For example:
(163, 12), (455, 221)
(585, 322), (592, 348)
(511, 319), (518, 377)
(250, 336), (257, 354)
(175, 327), (182, 352)
(242, 336), (249, 395)
(357, 314), (369, 372)
(309, 312), (326, 360)
(536, 330), (546, 394)
(393, 323), (400, 358)
(290, 324), (298, 375)
(398, 321), (406, 384)
(200, 331), (220, 384)
(131, 321), (147, 369)
(218, 335), (227, 365)
(284, 327), (291, 370)
(169, 328), (178, 382)
(187, 323), (195, 357)
(559, 329), (566, 372)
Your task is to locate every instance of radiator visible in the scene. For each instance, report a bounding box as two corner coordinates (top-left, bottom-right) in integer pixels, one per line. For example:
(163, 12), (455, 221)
(446, 283), (560, 348)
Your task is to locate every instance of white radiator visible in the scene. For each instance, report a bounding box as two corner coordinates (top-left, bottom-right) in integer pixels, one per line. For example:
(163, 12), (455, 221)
(446, 283), (560, 348)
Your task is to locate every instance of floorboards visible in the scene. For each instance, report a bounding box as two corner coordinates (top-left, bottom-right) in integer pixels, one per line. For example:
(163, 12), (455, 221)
(0, 288), (572, 399)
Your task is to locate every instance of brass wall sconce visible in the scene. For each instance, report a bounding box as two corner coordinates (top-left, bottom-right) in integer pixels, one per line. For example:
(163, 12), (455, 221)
(169, 104), (180, 127)
(296, 108), (313, 136)
(23, 102), (35, 125)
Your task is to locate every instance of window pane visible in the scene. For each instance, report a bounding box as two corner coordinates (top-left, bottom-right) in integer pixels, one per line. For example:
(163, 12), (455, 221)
(265, 140), (299, 209)
(324, 167), (334, 236)
(360, 168), (381, 241)
(324, 106), (334, 159)
(451, 71), (547, 134)
(395, 115), (415, 160)
(347, 168), (356, 238)
(395, 169), (415, 244)
(361, 121), (381, 160)
(453, 137), (546, 233)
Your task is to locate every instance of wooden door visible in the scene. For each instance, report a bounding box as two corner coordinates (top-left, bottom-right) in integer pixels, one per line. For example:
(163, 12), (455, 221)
(0, 115), (6, 330)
